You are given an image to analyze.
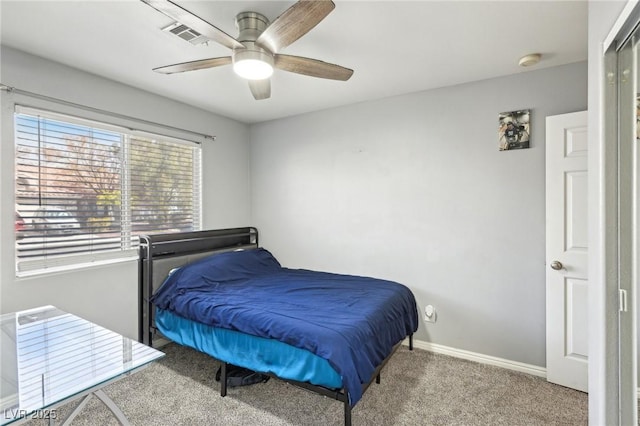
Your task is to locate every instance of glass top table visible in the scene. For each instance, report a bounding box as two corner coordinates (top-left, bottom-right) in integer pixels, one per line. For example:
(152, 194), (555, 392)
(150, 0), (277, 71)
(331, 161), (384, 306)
(0, 305), (164, 425)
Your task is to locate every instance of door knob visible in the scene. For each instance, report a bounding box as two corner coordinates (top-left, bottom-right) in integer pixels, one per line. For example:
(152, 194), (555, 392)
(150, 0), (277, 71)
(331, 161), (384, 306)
(550, 260), (563, 270)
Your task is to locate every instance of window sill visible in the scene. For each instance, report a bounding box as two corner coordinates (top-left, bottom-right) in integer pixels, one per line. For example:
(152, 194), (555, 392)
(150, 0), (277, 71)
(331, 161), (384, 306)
(16, 254), (139, 279)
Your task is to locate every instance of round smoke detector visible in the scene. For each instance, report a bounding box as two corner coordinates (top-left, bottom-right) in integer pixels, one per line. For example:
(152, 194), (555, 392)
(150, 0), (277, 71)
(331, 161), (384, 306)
(519, 53), (541, 67)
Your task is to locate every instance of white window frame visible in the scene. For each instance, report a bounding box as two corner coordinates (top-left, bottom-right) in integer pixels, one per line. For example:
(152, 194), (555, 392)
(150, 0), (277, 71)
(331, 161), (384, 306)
(14, 105), (203, 277)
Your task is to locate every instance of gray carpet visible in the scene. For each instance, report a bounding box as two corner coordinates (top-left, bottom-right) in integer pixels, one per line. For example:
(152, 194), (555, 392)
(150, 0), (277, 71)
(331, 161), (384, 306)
(28, 344), (587, 425)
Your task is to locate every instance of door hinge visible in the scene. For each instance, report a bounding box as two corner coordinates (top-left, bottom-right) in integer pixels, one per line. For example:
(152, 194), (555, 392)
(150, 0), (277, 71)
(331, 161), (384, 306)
(619, 289), (628, 312)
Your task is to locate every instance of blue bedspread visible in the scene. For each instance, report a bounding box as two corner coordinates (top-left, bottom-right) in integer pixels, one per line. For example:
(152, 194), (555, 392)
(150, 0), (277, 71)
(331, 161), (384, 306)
(152, 248), (418, 405)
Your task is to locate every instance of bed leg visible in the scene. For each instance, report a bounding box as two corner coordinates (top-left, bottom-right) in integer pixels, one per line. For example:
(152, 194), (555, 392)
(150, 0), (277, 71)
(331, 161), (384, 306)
(220, 362), (227, 397)
(376, 373), (381, 384)
(409, 334), (414, 351)
(344, 398), (351, 426)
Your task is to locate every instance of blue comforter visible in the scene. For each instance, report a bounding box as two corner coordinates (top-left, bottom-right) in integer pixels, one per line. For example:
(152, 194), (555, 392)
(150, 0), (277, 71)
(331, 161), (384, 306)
(152, 248), (418, 405)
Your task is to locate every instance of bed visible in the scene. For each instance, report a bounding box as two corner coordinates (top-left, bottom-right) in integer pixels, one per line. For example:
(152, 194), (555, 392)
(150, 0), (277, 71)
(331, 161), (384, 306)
(138, 227), (418, 425)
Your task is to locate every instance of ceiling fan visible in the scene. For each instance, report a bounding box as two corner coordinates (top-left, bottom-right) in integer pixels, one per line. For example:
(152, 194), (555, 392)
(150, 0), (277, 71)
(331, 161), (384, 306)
(141, 0), (354, 100)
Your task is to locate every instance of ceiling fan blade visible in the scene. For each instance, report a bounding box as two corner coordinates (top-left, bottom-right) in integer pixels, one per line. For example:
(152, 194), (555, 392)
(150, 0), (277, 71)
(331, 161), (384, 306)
(256, 0), (335, 53)
(153, 57), (232, 74)
(141, 0), (244, 50)
(248, 79), (271, 100)
(274, 54), (353, 81)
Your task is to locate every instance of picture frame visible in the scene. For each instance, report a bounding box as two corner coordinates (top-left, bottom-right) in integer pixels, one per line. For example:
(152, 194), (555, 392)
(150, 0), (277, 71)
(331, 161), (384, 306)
(499, 110), (530, 151)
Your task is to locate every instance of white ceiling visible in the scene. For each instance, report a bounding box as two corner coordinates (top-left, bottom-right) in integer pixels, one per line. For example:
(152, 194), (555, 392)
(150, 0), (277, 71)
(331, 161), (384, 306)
(0, 0), (587, 124)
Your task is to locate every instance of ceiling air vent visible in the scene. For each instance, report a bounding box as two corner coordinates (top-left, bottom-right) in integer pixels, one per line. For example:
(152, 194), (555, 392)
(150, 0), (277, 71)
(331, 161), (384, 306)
(162, 22), (209, 46)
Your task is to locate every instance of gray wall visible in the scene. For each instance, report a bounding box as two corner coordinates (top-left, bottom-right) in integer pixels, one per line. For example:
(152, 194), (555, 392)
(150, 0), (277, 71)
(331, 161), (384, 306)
(250, 61), (587, 367)
(0, 47), (251, 338)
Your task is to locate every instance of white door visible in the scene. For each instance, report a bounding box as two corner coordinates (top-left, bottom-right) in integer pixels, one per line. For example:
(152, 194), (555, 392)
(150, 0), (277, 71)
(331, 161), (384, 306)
(545, 111), (589, 392)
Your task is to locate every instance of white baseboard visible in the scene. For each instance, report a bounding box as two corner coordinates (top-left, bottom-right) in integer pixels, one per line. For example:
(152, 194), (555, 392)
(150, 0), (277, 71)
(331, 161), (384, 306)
(403, 338), (547, 378)
(404, 339), (640, 400)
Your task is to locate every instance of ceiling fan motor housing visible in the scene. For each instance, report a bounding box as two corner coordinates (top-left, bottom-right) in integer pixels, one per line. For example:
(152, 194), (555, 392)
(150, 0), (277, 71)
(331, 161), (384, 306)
(235, 12), (269, 43)
(233, 12), (274, 78)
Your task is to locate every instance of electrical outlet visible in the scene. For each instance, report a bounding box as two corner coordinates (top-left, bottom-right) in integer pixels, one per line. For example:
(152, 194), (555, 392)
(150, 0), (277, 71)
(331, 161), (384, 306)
(424, 305), (437, 323)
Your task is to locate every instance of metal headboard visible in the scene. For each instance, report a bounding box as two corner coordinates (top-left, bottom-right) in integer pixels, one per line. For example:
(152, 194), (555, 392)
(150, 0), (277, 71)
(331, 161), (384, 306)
(138, 227), (258, 346)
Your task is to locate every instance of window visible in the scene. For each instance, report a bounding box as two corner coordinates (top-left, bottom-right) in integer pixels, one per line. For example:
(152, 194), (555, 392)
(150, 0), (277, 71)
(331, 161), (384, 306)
(14, 107), (202, 275)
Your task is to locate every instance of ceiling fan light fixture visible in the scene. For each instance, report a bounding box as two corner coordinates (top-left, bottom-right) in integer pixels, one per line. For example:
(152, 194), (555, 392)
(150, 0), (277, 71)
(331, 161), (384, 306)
(234, 59), (273, 80)
(233, 48), (274, 80)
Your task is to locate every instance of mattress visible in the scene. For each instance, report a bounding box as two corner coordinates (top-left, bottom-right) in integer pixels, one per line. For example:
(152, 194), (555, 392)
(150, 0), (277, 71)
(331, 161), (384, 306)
(155, 307), (343, 389)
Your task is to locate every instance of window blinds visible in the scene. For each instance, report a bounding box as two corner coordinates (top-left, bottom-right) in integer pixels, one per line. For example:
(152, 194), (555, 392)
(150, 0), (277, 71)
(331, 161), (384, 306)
(14, 107), (202, 275)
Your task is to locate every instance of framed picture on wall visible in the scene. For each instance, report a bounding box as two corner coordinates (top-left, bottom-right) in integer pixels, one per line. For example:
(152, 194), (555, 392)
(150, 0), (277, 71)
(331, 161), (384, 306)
(499, 109), (530, 151)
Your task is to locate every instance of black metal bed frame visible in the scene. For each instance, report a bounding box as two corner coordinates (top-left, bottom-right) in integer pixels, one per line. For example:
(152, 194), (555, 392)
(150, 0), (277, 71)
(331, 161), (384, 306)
(138, 227), (413, 426)
(138, 227), (259, 346)
(219, 336), (413, 426)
